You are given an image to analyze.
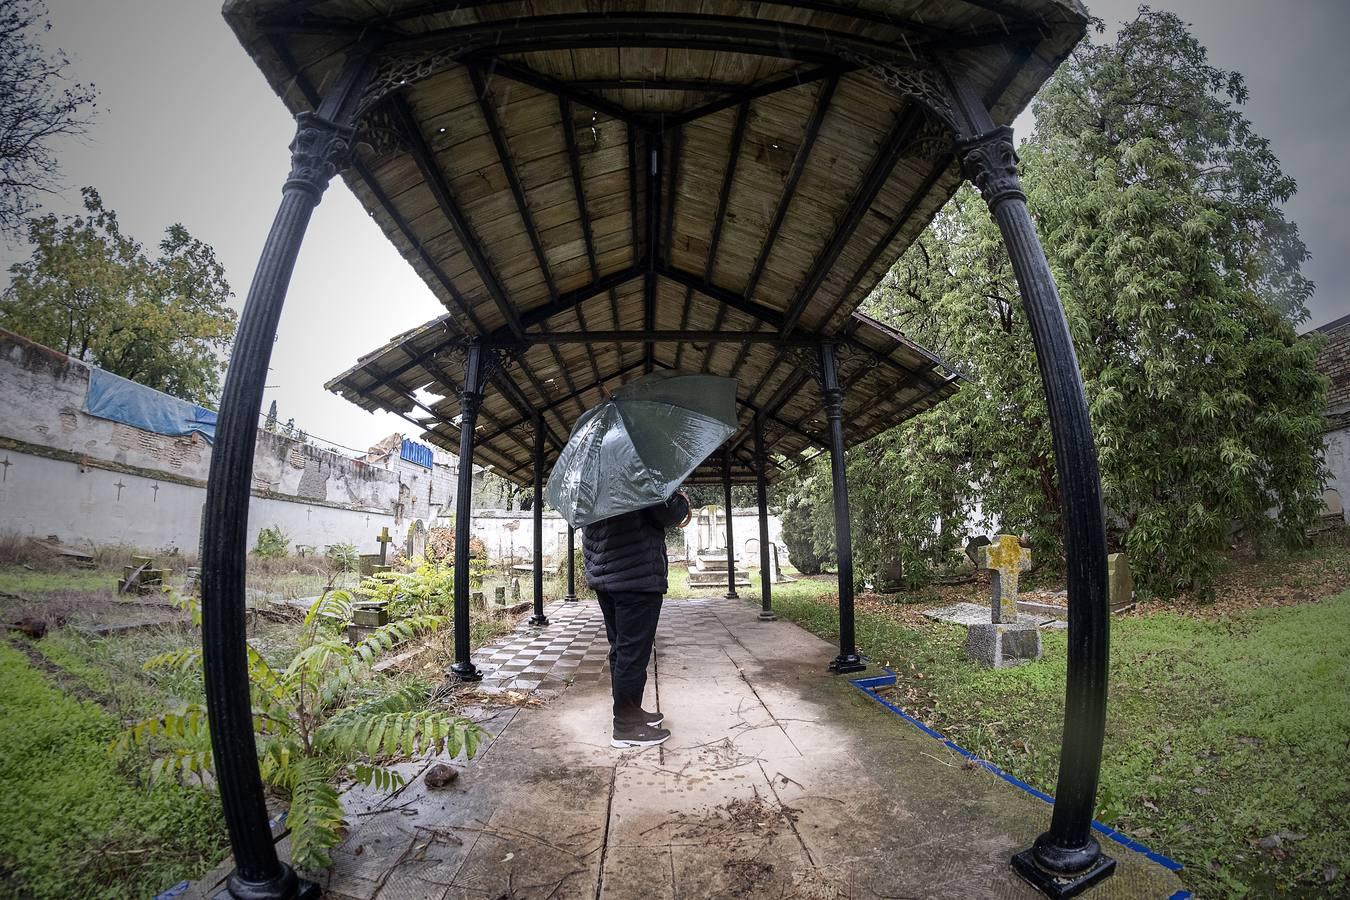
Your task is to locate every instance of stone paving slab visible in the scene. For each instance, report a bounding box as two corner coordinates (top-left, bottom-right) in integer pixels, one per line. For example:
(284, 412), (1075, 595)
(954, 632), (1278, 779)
(245, 596), (1186, 900)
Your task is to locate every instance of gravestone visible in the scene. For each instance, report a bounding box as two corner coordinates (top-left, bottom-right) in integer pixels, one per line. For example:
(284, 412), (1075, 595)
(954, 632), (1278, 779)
(346, 602), (389, 645)
(964, 534), (991, 566)
(511, 577), (521, 600)
(979, 534), (1032, 623)
(876, 557), (906, 593)
(494, 585), (507, 605)
(966, 534), (1040, 668)
(1108, 552), (1134, 611)
(407, 520), (428, 560)
(375, 526), (394, 565)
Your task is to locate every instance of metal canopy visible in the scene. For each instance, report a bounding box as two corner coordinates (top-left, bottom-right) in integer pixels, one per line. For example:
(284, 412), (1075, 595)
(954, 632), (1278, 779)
(224, 0), (1085, 481)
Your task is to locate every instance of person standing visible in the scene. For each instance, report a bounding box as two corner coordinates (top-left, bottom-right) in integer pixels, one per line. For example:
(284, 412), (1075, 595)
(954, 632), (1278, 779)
(583, 490), (691, 748)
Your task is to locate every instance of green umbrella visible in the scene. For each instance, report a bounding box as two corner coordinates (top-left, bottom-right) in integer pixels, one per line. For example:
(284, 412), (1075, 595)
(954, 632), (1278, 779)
(546, 371), (738, 528)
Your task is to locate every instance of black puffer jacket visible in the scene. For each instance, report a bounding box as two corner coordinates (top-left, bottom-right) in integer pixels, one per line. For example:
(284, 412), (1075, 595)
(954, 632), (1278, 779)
(583, 493), (690, 594)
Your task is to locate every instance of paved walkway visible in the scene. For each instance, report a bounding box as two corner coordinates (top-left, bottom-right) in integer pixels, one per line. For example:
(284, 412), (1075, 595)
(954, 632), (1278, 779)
(308, 597), (1183, 899)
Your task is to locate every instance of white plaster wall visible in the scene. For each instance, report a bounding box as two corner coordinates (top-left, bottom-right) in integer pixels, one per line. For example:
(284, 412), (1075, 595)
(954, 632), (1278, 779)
(0, 447), (397, 553)
(1324, 427), (1349, 523)
(470, 510), (567, 563)
(681, 507), (785, 567)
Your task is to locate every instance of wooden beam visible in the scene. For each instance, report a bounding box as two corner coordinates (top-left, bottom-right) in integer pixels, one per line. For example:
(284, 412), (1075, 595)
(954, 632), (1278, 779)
(669, 64), (848, 126)
(778, 105), (922, 335)
(643, 132), (661, 373)
(699, 101), (752, 372)
(469, 66), (585, 411)
(387, 97), (523, 340)
(478, 57), (652, 129)
(559, 95), (605, 385)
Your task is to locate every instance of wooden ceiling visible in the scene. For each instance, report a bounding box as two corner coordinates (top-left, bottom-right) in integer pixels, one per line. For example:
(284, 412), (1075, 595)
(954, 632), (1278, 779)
(225, 1), (1087, 484)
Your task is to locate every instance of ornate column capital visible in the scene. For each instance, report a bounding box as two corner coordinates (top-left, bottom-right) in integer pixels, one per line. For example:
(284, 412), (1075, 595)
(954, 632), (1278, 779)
(958, 125), (1026, 211)
(284, 112), (354, 199)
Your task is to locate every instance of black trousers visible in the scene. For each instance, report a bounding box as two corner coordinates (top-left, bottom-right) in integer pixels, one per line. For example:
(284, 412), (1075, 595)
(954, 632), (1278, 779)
(595, 590), (663, 726)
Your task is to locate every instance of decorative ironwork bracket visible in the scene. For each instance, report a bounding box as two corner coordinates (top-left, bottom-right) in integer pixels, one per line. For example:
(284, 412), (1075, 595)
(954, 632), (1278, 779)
(837, 52), (960, 133)
(354, 43), (488, 117)
(958, 125), (1025, 211)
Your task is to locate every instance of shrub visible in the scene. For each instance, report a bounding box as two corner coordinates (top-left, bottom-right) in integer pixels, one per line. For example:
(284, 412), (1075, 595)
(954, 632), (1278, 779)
(253, 525), (289, 559)
(116, 591), (484, 872)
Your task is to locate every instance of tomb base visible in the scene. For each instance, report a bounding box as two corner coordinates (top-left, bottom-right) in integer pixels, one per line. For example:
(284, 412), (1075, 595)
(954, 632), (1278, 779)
(965, 622), (1042, 668)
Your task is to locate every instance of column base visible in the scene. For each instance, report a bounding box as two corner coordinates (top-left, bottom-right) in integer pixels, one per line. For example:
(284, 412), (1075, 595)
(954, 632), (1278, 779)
(216, 865), (320, 899)
(828, 652), (866, 674)
(563, 594), (579, 603)
(1011, 835), (1116, 898)
(528, 614), (550, 627)
(449, 660), (482, 682)
(758, 610), (777, 621)
(724, 591), (740, 600)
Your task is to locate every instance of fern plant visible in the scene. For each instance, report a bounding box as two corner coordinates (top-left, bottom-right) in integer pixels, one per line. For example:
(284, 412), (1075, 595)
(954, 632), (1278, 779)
(116, 592), (486, 871)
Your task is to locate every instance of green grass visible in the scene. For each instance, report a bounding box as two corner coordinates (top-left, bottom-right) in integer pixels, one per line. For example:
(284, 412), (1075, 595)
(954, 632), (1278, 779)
(0, 568), (114, 595)
(771, 586), (1350, 897)
(0, 642), (226, 899)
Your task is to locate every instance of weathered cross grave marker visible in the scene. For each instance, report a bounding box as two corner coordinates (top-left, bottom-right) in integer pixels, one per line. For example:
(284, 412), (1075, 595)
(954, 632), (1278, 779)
(980, 534), (1032, 624)
(1107, 552), (1134, 611)
(375, 526), (393, 565)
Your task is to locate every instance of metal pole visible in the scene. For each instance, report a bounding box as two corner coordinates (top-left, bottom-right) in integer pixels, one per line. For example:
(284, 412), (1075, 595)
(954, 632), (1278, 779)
(200, 103), (363, 898)
(721, 450), (739, 599)
(820, 342), (864, 674)
(564, 525), (578, 601)
(754, 415), (775, 621)
(957, 125), (1115, 893)
(450, 344), (484, 682)
(530, 417), (549, 626)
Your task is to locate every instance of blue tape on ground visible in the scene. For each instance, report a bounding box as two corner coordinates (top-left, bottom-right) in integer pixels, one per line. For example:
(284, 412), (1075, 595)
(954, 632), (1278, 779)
(850, 673), (1187, 875)
(153, 880), (191, 899)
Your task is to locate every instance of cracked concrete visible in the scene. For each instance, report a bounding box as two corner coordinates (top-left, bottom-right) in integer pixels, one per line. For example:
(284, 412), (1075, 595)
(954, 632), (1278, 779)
(200, 596), (1184, 899)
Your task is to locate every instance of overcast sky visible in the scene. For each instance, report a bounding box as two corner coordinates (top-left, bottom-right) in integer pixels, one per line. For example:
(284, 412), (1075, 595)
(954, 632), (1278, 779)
(2, 1), (1346, 452)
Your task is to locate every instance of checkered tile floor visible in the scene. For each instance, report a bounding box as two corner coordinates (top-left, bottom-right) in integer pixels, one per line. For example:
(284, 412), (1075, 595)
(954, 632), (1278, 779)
(468, 596), (746, 692)
(472, 600), (610, 692)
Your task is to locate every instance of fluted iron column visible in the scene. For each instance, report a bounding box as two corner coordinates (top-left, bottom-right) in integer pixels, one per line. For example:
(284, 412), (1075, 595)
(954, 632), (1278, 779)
(721, 450), (739, 599)
(529, 417), (549, 626)
(754, 415), (775, 621)
(450, 344), (484, 682)
(819, 342), (865, 674)
(563, 526), (578, 602)
(201, 78), (366, 898)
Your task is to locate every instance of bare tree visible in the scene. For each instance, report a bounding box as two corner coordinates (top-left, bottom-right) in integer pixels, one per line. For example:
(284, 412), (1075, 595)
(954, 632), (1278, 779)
(0, 0), (97, 238)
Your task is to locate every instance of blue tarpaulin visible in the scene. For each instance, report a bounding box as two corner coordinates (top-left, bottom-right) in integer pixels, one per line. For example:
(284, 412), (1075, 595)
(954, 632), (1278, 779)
(400, 437), (433, 468)
(85, 367), (218, 443)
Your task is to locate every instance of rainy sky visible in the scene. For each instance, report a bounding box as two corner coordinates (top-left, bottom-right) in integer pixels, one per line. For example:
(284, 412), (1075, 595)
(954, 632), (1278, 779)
(2, 1), (1346, 450)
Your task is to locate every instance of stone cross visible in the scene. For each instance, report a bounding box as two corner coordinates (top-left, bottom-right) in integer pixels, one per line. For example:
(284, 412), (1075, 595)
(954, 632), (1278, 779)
(375, 526), (393, 564)
(980, 534), (1031, 623)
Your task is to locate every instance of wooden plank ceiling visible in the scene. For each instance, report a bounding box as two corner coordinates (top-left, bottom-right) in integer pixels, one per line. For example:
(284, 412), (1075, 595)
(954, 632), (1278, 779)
(225, 1), (1087, 484)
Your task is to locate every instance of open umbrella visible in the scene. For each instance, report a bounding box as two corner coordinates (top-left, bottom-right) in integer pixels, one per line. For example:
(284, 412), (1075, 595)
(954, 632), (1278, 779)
(546, 371), (738, 528)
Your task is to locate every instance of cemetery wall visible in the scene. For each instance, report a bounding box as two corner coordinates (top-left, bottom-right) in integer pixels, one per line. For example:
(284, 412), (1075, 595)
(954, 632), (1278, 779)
(680, 506), (787, 568)
(1314, 314), (1350, 522)
(470, 509), (569, 565)
(0, 329), (402, 553)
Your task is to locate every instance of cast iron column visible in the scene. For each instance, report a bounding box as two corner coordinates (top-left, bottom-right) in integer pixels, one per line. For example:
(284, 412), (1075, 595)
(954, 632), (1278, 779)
(960, 123), (1115, 893)
(563, 526), (578, 602)
(820, 343), (864, 673)
(753, 415), (775, 621)
(450, 344), (484, 682)
(529, 417), (549, 626)
(200, 106), (360, 899)
(721, 450), (739, 599)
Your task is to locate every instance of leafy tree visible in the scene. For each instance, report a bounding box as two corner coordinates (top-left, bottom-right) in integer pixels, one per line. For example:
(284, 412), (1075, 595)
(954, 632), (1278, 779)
(0, 0), (97, 237)
(1, 188), (236, 403)
(825, 8), (1327, 598)
(117, 592), (484, 872)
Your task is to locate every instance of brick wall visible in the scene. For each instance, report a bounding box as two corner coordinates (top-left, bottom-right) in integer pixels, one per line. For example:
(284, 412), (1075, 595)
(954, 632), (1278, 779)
(1315, 314), (1350, 416)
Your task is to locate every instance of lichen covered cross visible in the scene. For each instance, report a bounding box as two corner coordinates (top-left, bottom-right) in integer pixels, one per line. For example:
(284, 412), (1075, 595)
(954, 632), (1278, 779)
(375, 525), (393, 564)
(980, 534), (1031, 623)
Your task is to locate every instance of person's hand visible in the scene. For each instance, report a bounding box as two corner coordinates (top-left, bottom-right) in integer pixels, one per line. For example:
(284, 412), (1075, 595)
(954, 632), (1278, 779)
(674, 490), (692, 528)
